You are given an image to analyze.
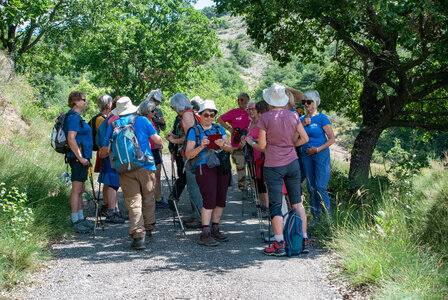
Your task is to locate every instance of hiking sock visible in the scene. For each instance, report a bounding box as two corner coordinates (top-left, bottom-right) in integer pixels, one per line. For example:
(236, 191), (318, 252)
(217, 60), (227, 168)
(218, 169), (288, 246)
(108, 209), (115, 216)
(71, 213), (79, 223)
(202, 225), (210, 232)
(212, 223), (219, 229)
(303, 233), (308, 239)
(77, 209), (85, 220)
(274, 234), (284, 242)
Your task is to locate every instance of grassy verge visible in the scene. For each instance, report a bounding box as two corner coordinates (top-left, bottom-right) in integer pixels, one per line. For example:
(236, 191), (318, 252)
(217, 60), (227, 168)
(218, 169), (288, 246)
(316, 161), (448, 299)
(0, 79), (72, 290)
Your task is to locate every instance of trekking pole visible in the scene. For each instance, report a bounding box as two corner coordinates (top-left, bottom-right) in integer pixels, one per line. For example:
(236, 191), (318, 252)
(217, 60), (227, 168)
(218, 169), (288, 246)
(161, 157), (186, 235)
(88, 166), (104, 237)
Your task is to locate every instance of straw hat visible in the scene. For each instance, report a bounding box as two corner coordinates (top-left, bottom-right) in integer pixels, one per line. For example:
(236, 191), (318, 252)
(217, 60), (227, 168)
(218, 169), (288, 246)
(111, 97), (138, 116)
(263, 83), (289, 107)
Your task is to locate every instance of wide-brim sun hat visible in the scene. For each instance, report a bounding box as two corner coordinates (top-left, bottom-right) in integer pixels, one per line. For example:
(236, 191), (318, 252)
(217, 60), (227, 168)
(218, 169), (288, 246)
(198, 99), (218, 114)
(111, 96), (138, 116)
(263, 83), (289, 107)
(147, 89), (162, 102)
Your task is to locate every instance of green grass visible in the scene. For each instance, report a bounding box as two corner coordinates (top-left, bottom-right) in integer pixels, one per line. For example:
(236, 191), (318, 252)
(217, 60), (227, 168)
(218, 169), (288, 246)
(0, 79), (72, 290)
(322, 162), (448, 299)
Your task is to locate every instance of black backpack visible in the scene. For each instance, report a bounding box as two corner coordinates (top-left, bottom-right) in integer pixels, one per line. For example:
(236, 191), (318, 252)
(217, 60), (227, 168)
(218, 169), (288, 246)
(88, 113), (106, 151)
(51, 112), (83, 154)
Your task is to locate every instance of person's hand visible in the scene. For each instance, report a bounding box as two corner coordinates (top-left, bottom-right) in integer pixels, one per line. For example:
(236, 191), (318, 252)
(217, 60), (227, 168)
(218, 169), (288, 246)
(201, 136), (210, 148)
(159, 117), (165, 124)
(215, 138), (224, 148)
(79, 157), (90, 166)
(245, 136), (254, 145)
(239, 135), (246, 147)
(306, 146), (319, 156)
(303, 117), (311, 126)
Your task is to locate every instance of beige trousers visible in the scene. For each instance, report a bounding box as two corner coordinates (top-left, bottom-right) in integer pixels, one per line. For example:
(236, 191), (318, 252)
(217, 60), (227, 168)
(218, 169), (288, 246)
(119, 168), (156, 239)
(232, 149), (246, 190)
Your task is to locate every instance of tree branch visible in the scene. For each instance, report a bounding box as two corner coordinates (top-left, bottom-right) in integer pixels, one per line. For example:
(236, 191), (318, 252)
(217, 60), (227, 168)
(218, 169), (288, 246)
(389, 119), (448, 131)
(412, 77), (448, 100)
(397, 111), (448, 118)
(402, 13), (429, 71)
(412, 72), (448, 88)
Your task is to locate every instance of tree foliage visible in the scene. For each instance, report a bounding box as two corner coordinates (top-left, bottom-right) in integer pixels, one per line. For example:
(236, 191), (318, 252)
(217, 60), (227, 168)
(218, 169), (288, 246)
(216, 0), (448, 183)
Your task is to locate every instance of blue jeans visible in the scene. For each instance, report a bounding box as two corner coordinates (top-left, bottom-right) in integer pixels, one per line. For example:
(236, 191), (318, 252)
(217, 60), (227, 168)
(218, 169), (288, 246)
(301, 148), (331, 218)
(264, 159), (302, 218)
(186, 168), (203, 221)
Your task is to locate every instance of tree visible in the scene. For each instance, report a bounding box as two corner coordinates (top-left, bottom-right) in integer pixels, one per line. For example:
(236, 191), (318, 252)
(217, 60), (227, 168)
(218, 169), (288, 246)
(0, 0), (83, 59)
(215, 0), (448, 184)
(70, 0), (220, 101)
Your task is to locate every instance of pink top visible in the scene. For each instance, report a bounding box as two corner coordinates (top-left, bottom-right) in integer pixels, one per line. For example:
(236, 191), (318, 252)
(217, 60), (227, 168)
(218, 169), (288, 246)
(220, 108), (250, 147)
(247, 125), (261, 161)
(258, 109), (299, 167)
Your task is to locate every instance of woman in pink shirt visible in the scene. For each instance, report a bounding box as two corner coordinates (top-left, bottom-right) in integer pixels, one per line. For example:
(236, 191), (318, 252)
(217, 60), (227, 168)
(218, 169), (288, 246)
(258, 83), (309, 257)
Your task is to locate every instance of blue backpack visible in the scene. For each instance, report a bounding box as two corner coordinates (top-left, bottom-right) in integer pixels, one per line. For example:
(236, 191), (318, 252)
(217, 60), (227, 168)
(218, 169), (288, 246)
(283, 209), (304, 256)
(109, 114), (154, 173)
(96, 114), (115, 148)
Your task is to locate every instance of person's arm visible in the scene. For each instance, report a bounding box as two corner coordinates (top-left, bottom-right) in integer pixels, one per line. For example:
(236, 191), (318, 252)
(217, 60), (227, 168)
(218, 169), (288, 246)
(306, 124), (334, 155)
(99, 146), (109, 159)
(67, 131), (90, 166)
(258, 129), (266, 152)
(295, 122), (309, 147)
(215, 136), (233, 154)
(217, 117), (233, 134)
(245, 136), (262, 152)
(157, 109), (166, 130)
(185, 137), (209, 160)
(150, 133), (162, 146)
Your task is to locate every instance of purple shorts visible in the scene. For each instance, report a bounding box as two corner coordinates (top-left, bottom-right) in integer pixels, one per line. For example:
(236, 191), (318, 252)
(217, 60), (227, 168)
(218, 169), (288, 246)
(195, 165), (231, 209)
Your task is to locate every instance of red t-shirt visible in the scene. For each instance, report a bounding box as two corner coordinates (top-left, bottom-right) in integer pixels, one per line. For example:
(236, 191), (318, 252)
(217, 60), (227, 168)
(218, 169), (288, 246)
(220, 108), (250, 148)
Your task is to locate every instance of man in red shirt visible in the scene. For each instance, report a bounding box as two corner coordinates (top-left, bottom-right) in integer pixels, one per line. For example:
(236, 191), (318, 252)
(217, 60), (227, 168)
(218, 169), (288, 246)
(217, 93), (251, 192)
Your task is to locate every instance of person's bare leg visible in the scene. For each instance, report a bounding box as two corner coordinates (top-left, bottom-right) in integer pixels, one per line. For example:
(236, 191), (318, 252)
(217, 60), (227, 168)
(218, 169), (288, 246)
(292, 202), (307, 234)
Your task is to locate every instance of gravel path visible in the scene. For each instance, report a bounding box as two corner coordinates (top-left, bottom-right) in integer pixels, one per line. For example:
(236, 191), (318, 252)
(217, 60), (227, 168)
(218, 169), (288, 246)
(16, 159), (341, 300)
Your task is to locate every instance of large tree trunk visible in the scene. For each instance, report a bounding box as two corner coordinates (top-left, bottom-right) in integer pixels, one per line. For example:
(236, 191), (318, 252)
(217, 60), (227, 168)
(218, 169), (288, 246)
(348, 123), (384, 187)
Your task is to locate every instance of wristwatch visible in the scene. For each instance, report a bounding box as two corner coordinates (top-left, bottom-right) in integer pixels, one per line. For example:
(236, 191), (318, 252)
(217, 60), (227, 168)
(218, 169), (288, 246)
(252, 141), (256, 145)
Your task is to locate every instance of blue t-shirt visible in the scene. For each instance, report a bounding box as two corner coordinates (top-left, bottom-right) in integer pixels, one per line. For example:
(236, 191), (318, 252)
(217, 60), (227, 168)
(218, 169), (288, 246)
(300, 113), (331, 150)
(64, 110), (93, 159)
(103, 114), (158, 171)
(186, 124), (227, 168)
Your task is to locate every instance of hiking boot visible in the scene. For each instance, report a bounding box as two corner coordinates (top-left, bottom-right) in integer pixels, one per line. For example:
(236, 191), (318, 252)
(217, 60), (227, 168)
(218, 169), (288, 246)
(185, 220), (202, 229)
(302, 238), (309, 254)
(131, 237), (146, 250)
(145, 231), (152, 242)
(156, 200), (170, 209)
(211, 226), (229, 242)
(264, 241), (286, 257)
(105, 213), (125, 224)
(198, 230), (219, 247)
(80, 218), (95, 229)
(72, 220), (92, 234)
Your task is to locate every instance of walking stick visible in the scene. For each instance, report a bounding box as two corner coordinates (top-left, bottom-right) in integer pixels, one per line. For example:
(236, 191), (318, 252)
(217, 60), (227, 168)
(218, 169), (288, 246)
(88, 166), (104, 237)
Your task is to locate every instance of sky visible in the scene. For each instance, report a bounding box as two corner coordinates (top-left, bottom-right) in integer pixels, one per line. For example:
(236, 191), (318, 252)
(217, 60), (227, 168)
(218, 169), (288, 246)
(193, 0), (215, 10)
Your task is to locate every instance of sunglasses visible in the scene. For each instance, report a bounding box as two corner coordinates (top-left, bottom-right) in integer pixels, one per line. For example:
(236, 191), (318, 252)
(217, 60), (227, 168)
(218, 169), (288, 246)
(302, 100), (313, 105)
(151, 109), (156, 113)
(238, 98), (246, 102)
(247, 107), (256, 111)
(202, 113), (215, 118)
(80, 98), (86, 102)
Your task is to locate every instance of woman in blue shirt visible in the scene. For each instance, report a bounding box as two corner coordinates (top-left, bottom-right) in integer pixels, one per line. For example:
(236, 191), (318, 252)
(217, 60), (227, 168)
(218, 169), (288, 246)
(300, 90), (335, 222)
(185, 100), (233, 247)
(65, 91), (94, 233)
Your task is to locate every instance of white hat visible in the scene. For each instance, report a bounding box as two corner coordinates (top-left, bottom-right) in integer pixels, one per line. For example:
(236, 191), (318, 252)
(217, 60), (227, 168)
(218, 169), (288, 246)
(147, 89), (162, 102)
(190, 96), (204, 105)
(111, 97), (138, 116)
(198, 99), (218, 114)
(263, 83), (289, 107)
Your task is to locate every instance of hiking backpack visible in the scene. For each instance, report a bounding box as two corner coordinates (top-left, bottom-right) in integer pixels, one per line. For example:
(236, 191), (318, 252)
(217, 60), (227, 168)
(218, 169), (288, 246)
(283, 209), (304, 256)
(109, 114), (154, 173)
(51, 112), (82, 154)
(95, 114), (119, 149)
(88, 113), (106, 151)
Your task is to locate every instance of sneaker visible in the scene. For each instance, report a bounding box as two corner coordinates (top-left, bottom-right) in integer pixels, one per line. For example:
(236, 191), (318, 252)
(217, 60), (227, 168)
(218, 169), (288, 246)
(156, 200), (170, 209)
(264, 241), (286, 256)
(105, 213), (125, 224)
(101, 205), (109, 217)
(302, 238), (309, 254)
(198, 230), (219, 247)
(211, 227), (229, 242)
(72, 220), (92, 234)
(131, 237), (146, 250)
(80, 218), (95, 229)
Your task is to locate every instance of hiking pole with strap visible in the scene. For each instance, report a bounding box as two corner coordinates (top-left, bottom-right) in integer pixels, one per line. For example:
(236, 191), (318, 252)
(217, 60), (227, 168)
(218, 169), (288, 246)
(88, 166), (104, 237)
(161, 157), (186, 235)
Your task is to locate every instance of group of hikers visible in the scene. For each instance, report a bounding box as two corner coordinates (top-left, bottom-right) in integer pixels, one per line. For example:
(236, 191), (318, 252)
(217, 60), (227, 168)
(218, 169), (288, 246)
(61, 83), (334, 256)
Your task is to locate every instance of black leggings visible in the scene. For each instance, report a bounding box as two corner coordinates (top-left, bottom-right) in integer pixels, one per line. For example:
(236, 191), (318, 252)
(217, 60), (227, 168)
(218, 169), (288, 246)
(172, 153), (187, 200)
